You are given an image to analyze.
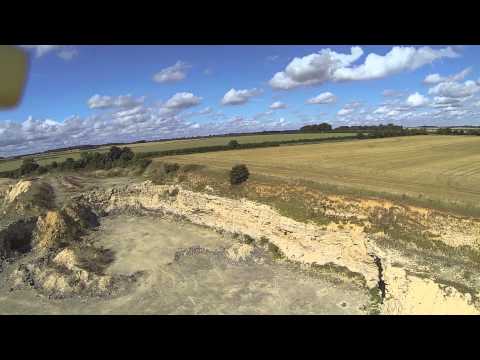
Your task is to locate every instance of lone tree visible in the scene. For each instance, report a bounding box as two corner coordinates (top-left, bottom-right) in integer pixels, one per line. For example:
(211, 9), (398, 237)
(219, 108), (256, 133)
(228, 140), (239, 148)
(230, 164), (250, 185)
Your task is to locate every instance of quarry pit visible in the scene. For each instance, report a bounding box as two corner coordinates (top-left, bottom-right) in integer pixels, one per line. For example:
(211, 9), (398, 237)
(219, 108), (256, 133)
(1, 174), (480, 315)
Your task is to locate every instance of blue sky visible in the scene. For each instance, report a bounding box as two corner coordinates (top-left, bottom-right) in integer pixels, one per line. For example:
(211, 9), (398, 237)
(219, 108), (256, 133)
(1, 45), (480, 156)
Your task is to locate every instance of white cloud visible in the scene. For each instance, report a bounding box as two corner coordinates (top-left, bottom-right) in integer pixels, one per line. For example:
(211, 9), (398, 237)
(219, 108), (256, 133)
(269, 46), (364, 90)
(307, 92), (336, 104)
(337, 108), (355, 116)
(374, 106), (390, 114)
(153, 61), (191, 83)
(334, 47), (459, 82)
(269, 101), (287, 109)
(163, 92), (202, 110)
(406, 92), (429, 107)
(198, 106), (213, 115)
(20, 45), (78, 60)
(428, 80), (480, 99)
(432, 96), (462, 107)
(221, 88), (262, 105)
(423, 67), (471, 84)
(88, 95), (145, 109)
(57, 48), (79, 60)
(270, 46), (459, 90)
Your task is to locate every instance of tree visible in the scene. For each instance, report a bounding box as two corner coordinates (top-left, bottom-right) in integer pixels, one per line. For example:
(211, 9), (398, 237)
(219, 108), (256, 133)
(230, 164), (250, 185)
(228, 140), (239, 148)
(300, 123), (332, 132)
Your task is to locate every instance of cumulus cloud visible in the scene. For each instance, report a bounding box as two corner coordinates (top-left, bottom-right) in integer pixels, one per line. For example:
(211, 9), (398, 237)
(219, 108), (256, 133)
(270, 46), (459, 90)
(153, 61), (191, 83)
(20, 45), (79, 60)
(269, 47), (364, 90)
(307, 92), (336, 104)
(88, 95), (145, 109)
(428, 80), (480, 99)
(337, 108), (355, 116)
(221, 88), (262, 105)
(406, 92), (429, 107)
(163, 92), (202, 110)
(269, 101), (287, 109)
(432, 96), (463, 107)
(423, 67), (471, 84)
(334, 47), (459, 82)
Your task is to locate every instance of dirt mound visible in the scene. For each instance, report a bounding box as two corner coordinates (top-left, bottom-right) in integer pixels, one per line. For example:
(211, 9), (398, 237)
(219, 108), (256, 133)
(33, 203), (99, 250)
(10, 259), (138, 298)
(9, 245), (141, 298)
(2, 179), (54, 216)
(5, 180), (33, 203)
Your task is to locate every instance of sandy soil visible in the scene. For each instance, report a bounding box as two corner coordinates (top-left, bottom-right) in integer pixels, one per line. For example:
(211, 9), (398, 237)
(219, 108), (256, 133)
(0, 215), (369, 314)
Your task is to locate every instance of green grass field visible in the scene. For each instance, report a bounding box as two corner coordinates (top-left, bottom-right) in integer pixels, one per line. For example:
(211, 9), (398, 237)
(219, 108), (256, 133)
(0, 132), (354, 172)
(162, 135), (480, 209)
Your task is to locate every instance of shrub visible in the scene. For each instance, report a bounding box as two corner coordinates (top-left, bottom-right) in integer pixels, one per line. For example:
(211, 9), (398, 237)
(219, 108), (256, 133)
(19, 158), (39, 176)
(230, 164), (250, 185)
(36, 166), (48, 175)
(163, 162), (180, 174)
(228, 140), (239, 148)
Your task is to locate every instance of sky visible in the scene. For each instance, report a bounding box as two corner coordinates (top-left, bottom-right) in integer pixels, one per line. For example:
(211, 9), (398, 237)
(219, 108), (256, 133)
(1, 44), (480, 157)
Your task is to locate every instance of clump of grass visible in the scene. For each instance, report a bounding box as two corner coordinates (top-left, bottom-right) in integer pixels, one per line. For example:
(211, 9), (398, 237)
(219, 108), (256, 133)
(242, 234), (255, 245)
(258, 236), (269, 246)
(367, 287), (383, 315)
(310, 262), (367, 287)
(267, 242), (284, 259)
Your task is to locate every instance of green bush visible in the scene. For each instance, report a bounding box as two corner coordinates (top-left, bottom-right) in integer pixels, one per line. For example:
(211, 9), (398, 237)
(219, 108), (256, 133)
(19, 158), (39, 175)
(36, 166), (48, 175)
(230, 164), (250, 185)
(228, 140), (239, 148)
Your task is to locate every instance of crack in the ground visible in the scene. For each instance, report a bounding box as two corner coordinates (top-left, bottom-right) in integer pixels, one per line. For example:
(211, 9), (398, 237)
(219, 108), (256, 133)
(372, 255), (386, 303)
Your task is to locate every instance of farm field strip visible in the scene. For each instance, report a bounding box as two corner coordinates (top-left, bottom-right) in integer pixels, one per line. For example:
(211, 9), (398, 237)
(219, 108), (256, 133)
(0, 132), (355, 172)
(162, 135), (480, 206)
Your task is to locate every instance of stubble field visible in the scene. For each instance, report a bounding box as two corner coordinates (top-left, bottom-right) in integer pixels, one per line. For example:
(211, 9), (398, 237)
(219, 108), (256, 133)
(163, 135), (480, 209)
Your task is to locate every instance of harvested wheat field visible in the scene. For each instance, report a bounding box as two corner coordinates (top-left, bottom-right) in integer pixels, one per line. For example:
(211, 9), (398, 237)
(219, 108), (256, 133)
(164, 135), (480, 210)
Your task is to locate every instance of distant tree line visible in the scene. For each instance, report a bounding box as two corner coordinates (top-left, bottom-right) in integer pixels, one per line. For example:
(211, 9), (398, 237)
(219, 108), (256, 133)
(300, 122), (427, 138)
(357, 128), (427, 139)
(300, 123), (333, 132)
(0, 146), (151, 179)
(436, 128), (480, 136)
(333, 123), (404, 132)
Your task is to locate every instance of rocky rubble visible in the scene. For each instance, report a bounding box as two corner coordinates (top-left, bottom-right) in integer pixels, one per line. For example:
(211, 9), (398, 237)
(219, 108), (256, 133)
(1, 179), (141, 299)
(9, 246), (141, 298)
